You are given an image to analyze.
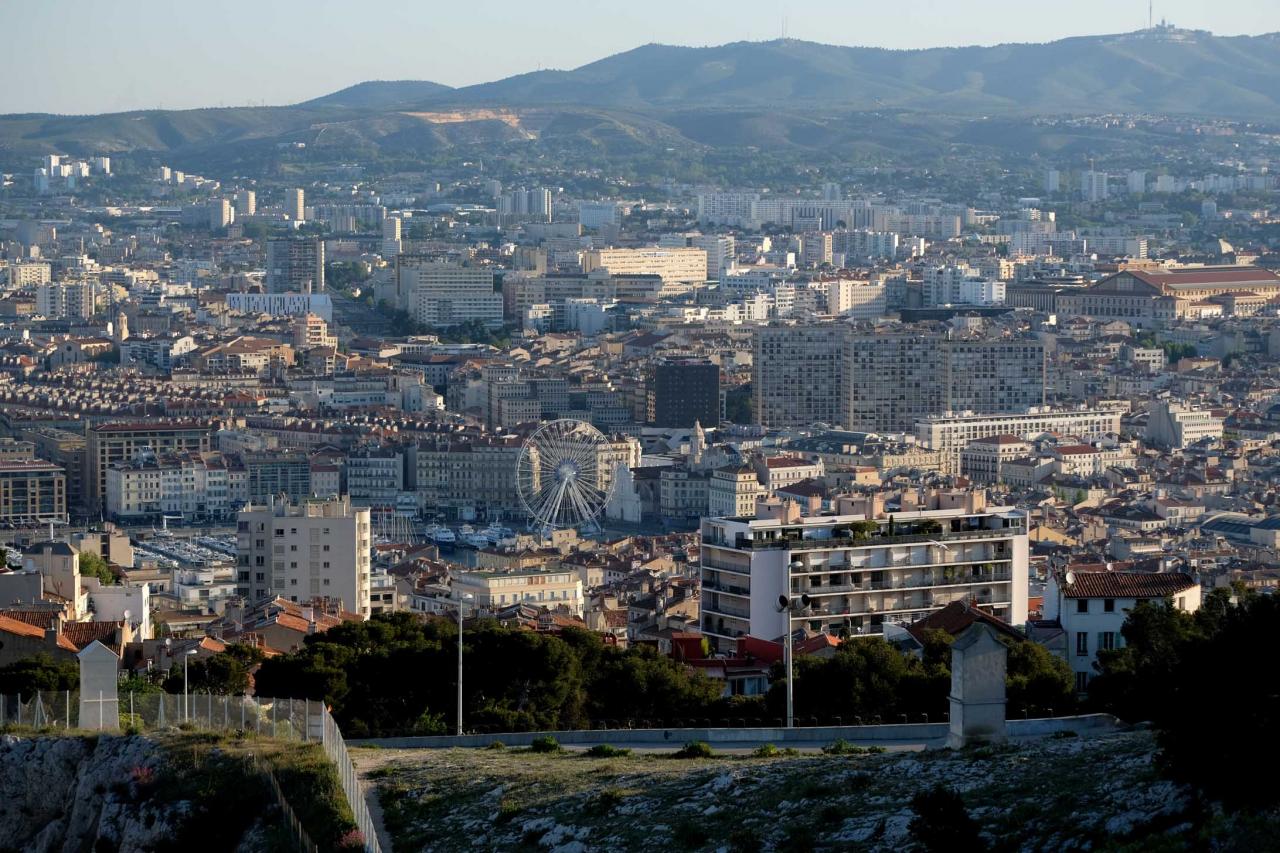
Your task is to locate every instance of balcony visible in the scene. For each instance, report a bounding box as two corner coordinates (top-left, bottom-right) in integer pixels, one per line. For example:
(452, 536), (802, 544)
(701, 578), (751, 596)
(795, 571), (1013, 597)
(733, 525), (1022, 552)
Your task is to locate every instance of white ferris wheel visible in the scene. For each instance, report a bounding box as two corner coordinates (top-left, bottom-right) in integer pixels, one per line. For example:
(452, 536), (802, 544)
(516, 419), (615, 531)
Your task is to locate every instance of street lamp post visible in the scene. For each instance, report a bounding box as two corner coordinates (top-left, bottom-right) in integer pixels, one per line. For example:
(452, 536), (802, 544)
(183, 649), (197, 721)
(455, 592), (475, 737)
(777, 570), (812, 729)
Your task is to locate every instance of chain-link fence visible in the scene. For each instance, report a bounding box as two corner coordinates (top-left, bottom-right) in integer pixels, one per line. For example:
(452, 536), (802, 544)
(0, 691), (379, 852)
(0, 691), (317, 739)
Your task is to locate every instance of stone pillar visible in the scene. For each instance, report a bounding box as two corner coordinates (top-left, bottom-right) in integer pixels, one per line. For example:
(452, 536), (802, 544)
(77, 640), (120, 731)
(946, 623), (1007, 749)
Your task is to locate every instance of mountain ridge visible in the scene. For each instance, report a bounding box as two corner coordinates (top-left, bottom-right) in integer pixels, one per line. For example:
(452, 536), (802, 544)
(3, 29), (1279, 168)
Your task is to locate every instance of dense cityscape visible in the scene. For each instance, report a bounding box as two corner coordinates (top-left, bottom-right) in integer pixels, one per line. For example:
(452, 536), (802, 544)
(1, 7), (1279, 852)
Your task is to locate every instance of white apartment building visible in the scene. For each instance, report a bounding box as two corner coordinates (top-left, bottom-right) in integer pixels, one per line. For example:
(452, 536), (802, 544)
(236, 496), (372, 617)
(915, 407), (1124, 473)
(396, 258), (503, 327)
(582, 247), (708, 283)
(36, 281), (96, 319)
(454, 568), (584, 617)
(708, 465), (763, 519)
(1044, 569), (1199, 693)
(1144, 401), (1223, 450)
(105, 451), (245, 522)
(700, 494), (1029, 651)
(225, 292), (334, 323)
(578, 201), (622, 229)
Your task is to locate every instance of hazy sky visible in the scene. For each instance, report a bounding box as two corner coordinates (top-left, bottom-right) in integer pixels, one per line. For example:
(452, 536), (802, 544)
(4, 0), (1278, 114)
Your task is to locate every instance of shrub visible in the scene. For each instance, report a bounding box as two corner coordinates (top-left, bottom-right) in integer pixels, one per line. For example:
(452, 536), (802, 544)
(822, 739), (866, 755)
(586, 786), (627, 815)
(485, 741), (506, 750)
(585, 744), (630, 758)
(672, 741), (715, 759)
(495, 798), (522, 824)
(529, 735), (561, 753)
(753, 743), (780, 757)
(909, 784), (980, 853)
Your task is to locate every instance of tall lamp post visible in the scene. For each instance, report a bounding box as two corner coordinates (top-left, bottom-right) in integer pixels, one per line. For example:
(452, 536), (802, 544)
(777, 569), (812, 729)
(455, 592), (475, 736)
(183, 649), (197, 721)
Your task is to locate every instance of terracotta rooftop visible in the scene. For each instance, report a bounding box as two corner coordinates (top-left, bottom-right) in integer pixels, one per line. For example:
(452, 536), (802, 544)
(1060, 570), (1197, 599)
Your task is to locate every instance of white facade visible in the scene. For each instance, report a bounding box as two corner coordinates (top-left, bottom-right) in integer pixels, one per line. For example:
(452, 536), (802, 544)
(916, 407), (1124, 473)
(236, 497), (373, 617)
(1144, 401), (1223, 450)
(226, 291), (334, 323)
(396, 259), (503, 328)
(1044, 570), (1200, 692)
(454, 569), (584, 616)
(700, 503), (1030, 650)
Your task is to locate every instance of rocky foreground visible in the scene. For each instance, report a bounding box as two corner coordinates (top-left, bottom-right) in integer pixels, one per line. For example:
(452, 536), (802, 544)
(360, 731), (1277, 852)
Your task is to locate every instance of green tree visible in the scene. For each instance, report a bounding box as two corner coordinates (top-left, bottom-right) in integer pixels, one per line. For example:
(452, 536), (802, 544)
(164, 644), (265, 696)
(1154, 594), (1280, 808)
(0, 654), (78, 694)
(1087, 599), (1205, 723)
(1004, 637), (1074, 716)
(79, 551), (115, 585)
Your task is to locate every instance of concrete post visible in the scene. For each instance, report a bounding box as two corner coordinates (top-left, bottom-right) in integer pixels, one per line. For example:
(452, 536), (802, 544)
(946, 623), (1008, 749)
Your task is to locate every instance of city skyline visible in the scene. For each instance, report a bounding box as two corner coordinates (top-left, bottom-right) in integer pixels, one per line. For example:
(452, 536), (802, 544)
(2, 0), (1279, 114)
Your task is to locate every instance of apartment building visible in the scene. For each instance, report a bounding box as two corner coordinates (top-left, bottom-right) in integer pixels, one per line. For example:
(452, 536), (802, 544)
(87, 421), (213, 515)
(236, 496), (372, 617)
(396, 257), (502, 327)
(1043, 569), (1199, 693)
(1145, 400), (1224, 450)
(0, 460), (66, 524)
(916, 407), (1124, 473)
(699, 494), (1029, 651)
(453, 568), (584, 617)
(582, 247), (708, 283)
(104, 451), (244, 523)
(844, 333), (1046, 434)
(752, 325), (845, 427)
(265, 238), (323, 293)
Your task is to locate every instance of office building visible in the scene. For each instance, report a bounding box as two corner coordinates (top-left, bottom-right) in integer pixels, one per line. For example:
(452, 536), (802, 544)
(699, 493), (1029, 650)
(1045, 169), (1060, 194)
(395, 257), (502, 328)
(647, 361), (720, 428)
(236, 496), (372, 617)
(265, 238), (324, 293)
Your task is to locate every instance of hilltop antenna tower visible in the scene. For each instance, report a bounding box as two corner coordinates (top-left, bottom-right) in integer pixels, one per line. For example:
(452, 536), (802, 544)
(1148, 0), (1153, 29)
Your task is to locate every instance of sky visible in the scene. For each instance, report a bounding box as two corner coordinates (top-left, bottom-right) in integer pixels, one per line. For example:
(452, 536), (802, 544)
(4, 0), (1279, 114)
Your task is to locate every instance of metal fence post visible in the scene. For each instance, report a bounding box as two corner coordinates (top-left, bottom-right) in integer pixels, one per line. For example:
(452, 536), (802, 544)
(65, 690), (70, 729)
(17, 693), (22, 727)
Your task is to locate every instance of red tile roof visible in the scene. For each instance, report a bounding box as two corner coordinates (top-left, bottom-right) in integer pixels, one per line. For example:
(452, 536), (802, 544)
(906, 600), (1023, 643)
(1060, 570), (1197, 599)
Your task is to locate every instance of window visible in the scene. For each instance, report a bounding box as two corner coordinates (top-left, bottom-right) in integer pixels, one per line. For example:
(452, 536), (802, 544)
(1099, 631), (1116, 652)
(1074, 672), (1089, 692)
(1103, 599), (1115, 613)
(1075, 632), (1088, 656)
(1076, 599), (1088, 614)
(290, 579), (298, 586)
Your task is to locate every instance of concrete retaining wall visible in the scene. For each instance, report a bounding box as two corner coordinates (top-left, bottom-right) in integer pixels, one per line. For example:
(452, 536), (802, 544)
(349, 713), (1122, 750)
